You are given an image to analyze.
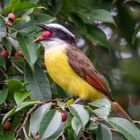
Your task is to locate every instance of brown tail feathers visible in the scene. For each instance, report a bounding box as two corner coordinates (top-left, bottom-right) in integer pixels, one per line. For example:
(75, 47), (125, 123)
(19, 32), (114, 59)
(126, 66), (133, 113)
(111, 101), (133, 122)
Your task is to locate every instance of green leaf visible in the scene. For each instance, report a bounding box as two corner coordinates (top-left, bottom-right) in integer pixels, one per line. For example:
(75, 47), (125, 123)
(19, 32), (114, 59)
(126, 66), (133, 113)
(2, 37), (12, 55)
(93, 108), (110, 119)
(14, 91), (31, 104)
(0, 132), (15, 140)
(109, 117), (140, 140)
(2, 0), (20, 14)
(89, 98), (111, 109)
(2, 101), (39, 124)
(0, 56), (6, 68)
(24, 64), (52, 100)
(7, 79), (23, 93)
(3, 2), (40, 14)
(71, 117), (82, 135)
(16, 32), (38, 69)
(89, 98), (111, 118)
(30, 13), (56, 24)
(16, 100), (39, 111)
(0, 89), (8, 105)
(39, 110), (63, 139)
(30, 103), (52, 136)
(79, 9), (116, 25)
(117, 6), (135, 46)
(13, 2), (40, 11)
(70, 13), (87, 34)
(2, 107), (16, 124)
(7, 37), (20, 50)
(86, 24), (110, 48)
(69, 104), (89, 127)
(96, 124), (112, 140)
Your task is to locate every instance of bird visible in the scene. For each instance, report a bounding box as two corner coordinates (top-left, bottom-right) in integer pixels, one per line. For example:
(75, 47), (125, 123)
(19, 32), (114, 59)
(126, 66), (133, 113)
(33, 23), (132, 122)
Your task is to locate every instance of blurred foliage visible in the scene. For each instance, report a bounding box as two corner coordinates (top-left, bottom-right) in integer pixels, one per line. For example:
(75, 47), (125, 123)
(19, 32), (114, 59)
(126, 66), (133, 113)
(0, 0), (140, 139)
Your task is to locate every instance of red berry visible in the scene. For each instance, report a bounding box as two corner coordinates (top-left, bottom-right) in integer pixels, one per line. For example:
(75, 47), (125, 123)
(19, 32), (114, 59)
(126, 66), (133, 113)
(35, 133), (40, 140)
(0, 50), (9, 58)
(3, 120), (12, 130)
(61, 112), (67, 122)
(42, 31), (52, 39)
(15, 50), (23, 57)
(7, 13), (16, 22)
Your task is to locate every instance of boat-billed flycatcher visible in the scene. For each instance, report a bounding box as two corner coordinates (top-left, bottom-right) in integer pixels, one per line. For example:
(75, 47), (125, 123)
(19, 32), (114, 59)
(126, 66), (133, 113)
(33, 23), (132, 122)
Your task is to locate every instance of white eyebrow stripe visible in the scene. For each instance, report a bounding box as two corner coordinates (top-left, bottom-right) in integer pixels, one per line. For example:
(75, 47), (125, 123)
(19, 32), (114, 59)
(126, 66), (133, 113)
(45, 23), (75, 38)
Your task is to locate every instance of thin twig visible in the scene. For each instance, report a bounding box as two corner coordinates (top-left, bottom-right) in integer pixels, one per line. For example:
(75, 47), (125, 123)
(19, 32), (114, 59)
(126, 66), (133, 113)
(0, 67), (8, 78)
(23, 127), (29, 140)
(133, 120), (140, 125)
(9, 60), (24, 74)
(109, 128), (118, 132)
(15, 99), (59, 139)
(90, 117), (105, 122)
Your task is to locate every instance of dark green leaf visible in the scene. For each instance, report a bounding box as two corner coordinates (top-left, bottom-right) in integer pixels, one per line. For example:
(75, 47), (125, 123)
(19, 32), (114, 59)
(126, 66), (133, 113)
(24, 64), (52, 100)
(10, 0), (20, 7)
(71, 117), (82, 135)
(13, 2), (40, 11)
(96, 124), (112, 140)
(30, 103), (52, 136)
(109, 117), (140, 140)
(0, 89), (8, 105)
(2, 107), (16, 124)
(86, 24), (110, 48)
(39, 110), (63, 139)
(70, 13), (87, 34)
(2, 37), (12, 55)
(79, 9), (115, 25)
(14, 91), (31, 104)
(7, 79), (23, 93)
(16, 100), (39, 111)
(0, 132), (15, 140)
(69, 104), (89, 127)
(117, 6), (135, 46)
(7, 37), (20, 50)
(16, 32), (38, 69)
(30, 13), (56, 24)
(3, 2), (40, 14)
(0, 56), (6, 68)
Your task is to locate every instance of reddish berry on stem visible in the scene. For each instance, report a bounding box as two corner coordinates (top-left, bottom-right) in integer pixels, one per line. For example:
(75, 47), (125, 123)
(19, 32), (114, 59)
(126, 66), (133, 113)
(15, 50), (23, 57)
(7, 13), (16, 22)
(42, 31), (52, 39)
(3, 120), (12, 130)
(0, 50), (9, 58)
(61, 112), (67, 122)
(35, 133), (40, 140)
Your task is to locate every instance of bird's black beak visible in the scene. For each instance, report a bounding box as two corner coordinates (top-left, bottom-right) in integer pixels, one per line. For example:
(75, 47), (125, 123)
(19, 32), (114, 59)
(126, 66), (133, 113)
(36, 23), (49, 30)
(33, 23), (48, 43)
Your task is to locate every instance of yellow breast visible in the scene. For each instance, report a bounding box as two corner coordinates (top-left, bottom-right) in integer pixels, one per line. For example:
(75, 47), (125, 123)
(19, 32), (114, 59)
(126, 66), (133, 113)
(44, 46), (104, 100)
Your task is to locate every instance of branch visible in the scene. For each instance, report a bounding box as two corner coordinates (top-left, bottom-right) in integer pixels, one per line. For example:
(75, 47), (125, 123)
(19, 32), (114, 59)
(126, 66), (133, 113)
(23, 127), (29, 140)
(9, 59), (24, 74)
(133, 120), (140, 125)
(0, 67), (8, 78)
(15, 99), (58, 139)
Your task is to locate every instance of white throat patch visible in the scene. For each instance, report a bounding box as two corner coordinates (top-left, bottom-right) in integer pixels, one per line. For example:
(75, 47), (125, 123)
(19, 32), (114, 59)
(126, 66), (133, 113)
(41, 38), (69, 51)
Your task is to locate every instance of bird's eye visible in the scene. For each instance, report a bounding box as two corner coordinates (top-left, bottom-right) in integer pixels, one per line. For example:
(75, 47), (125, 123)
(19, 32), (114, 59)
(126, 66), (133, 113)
(42, 31), (52, 39)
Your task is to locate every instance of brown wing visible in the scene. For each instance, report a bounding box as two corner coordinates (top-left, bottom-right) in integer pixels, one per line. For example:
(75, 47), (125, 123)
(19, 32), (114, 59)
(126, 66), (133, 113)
(66, 46), (114, 101)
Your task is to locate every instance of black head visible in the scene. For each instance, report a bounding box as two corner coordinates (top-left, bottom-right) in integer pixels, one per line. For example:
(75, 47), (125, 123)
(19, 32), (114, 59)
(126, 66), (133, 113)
(33, 23), (76, 45)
